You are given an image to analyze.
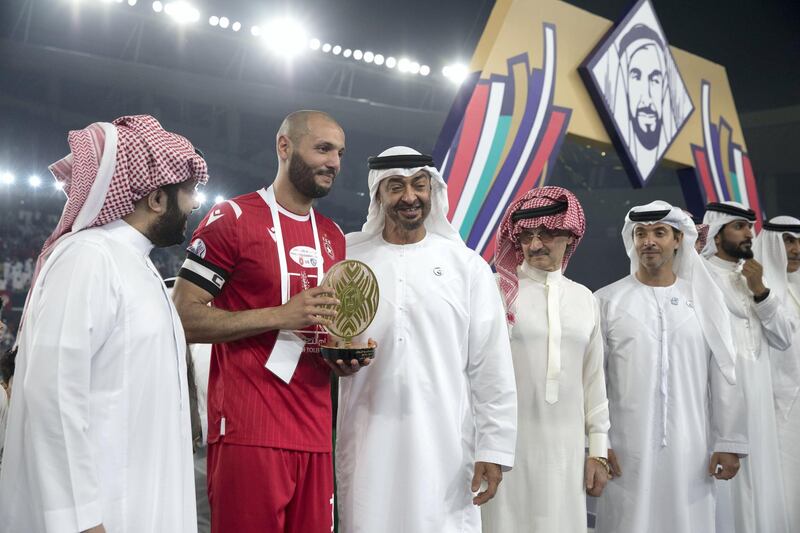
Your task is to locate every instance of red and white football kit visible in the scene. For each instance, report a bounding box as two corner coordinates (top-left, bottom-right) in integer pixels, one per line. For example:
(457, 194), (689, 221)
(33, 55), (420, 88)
(179, 187), (345, 533)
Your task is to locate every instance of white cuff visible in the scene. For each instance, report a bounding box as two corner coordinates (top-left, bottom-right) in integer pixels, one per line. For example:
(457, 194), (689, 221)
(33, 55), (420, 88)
(45, 500), (103, 533)
(588, 432), (609, 458)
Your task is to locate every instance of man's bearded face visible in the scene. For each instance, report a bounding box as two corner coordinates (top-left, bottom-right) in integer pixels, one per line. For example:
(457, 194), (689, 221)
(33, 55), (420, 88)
(379, 171), (432, 232)
(627, 43), (665, 151)
(783, 233), (800, 273)
(149, 181), (198, 248)
(716, 220), (754, 260)
(288, 150), (336, 199)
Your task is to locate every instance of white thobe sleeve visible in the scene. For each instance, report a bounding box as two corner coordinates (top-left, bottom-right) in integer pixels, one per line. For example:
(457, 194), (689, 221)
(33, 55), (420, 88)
(584, 298), (610, 458)
(708, 347), (749, 456)
(754, 291), (797, 351)
(24, 241), (119, 533)
(467, 257), (517, 470)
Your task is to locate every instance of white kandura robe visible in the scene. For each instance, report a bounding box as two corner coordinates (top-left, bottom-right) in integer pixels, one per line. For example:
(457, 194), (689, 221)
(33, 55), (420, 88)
(704, 256), (796, 533)
(774, 286), (800, 531)
(594, 275), (748, 533)
(336, 233), (517, 533)
(0, 220), (196, 533)
(481, 263), (609, 533)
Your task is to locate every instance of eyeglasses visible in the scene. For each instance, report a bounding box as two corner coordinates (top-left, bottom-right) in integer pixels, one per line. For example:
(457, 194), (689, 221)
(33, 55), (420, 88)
(518, 229), (571, 244)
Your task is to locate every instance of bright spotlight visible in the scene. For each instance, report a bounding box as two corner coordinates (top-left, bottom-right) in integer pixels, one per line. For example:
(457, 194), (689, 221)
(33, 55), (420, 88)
(251, 25), (261, 36)
(28, 175), (42, 188)
(420, 64), (430, 76)
(219, 16), (229, 29)
(374, 54), (385, 66)
(322, 43), (332, 53)
(208, 15), (219, 26)
(127, 0), (138, 5)
(363, 51), (374, 63)
(385, 56), (397, 68)
(398, 58), (410, 73)
(151, 1), (163, 13)
(196, 192), (207, 205)
(262, 17), (309, 57)
(443, 63), (469, 84)
(232, 21), (241, 32)
(353, 49), (363, 60)
(409, 61), (420, 74)
(214, 195), (225, 204)
(164, 1), (199, 23)
(0, 172), (15, 185)
(343, 48), (352, 58)
(54, 181), (65, 191)
(309, 38), (321, 50)
(332, 45), (342, 55)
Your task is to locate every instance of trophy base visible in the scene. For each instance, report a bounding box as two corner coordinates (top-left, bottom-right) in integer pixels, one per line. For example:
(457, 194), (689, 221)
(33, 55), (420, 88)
(320, 343), (375, 364)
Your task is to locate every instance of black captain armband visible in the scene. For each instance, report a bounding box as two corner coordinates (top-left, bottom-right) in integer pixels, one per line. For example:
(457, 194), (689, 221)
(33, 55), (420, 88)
(178, 252), (230, 296)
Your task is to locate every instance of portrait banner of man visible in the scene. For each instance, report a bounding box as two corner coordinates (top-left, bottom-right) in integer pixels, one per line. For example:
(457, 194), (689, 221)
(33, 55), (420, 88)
(580, 0), (694, 187)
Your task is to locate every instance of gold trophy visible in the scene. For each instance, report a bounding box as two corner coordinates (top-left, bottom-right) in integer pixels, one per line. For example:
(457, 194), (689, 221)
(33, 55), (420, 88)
(320, 259), (379, 364)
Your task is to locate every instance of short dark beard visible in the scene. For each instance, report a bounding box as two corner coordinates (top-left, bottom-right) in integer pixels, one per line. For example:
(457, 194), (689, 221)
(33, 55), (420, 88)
(719, 236), (754, 259)
(148, 185), (190, 247)
(289, 152), (334, 199)
(387, 199), (431, 231)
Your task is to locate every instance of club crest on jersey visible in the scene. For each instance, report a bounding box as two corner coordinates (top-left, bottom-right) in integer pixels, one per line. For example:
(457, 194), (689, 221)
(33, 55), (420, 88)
(322, 235), (335, 260)
(290, 245), (320, 268)
(188, 239), (207, 259)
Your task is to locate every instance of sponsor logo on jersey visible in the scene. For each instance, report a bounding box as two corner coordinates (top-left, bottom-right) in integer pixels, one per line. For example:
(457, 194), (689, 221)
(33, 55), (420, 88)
(322, 235), (335, 259)
(289, 245), (320, 268)
(206, 208), (224, 226)
(189, 238), (207, 258)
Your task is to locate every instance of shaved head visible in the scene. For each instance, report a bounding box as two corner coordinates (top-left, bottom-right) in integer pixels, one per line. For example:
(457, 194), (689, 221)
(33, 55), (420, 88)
(277, 110), (341, 144)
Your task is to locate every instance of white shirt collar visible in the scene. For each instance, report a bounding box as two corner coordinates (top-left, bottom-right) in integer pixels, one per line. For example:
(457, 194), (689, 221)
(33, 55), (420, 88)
(101, 219), (155, 257)
(519, 261), (562, 284)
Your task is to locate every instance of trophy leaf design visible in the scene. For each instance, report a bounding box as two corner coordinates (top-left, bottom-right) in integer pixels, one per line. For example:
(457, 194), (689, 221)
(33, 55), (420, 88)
(322, 260), (380, 340)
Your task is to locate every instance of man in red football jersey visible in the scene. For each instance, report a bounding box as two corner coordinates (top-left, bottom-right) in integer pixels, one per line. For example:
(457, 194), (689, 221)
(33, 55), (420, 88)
(172, 110), (364, 533)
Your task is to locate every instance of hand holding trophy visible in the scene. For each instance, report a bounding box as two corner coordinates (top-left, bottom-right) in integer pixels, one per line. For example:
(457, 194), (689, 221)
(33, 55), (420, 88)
(319, 259), (379, 370)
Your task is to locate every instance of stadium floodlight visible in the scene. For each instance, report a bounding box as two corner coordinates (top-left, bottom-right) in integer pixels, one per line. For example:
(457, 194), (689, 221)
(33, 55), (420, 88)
(28, 175), (42, 188)
(151, 1), (163, 13)
(363, 51), (374, 63)
(127, 0), (138, 6)
(164, 2), (200, 24)
(385, 56), (397, 69)
(322, 43), (332, 53)
(409, 61), (420, 74)
(232, 21), (241, 32)
(332, 45), (342, 55)
(374, 54), (385, 66)
(309, 38), (321, 50)
(196, 192), (207, 205)
(343, 48), (352, 58)
(262, 17), (309, 58)
(251, 25), (261, 36)
(218, 16), (229, 29)
(397, 58), (410, 73)
(442, 63), (469, 84)
(353, 49), (363, 60)
(0, 172), (15, 185)
(214, 195), (225, 204)
(420, 64), (430, 76)
(208, 15), (219, 26)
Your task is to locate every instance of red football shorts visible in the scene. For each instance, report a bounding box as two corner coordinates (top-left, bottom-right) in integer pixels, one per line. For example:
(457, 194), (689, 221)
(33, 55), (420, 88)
(208, 441), (334, 533)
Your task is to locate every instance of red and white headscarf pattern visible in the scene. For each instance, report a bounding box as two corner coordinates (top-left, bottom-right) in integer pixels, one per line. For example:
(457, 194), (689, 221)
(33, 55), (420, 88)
(22, 115), (208, 331)
(494, 186), (586, 324)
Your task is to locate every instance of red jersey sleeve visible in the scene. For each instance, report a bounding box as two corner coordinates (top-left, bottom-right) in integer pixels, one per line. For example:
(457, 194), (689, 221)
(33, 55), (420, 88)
(178, 200), (241, 296)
